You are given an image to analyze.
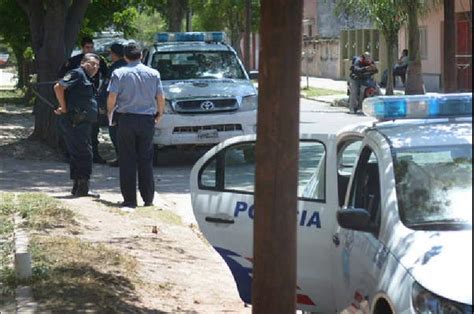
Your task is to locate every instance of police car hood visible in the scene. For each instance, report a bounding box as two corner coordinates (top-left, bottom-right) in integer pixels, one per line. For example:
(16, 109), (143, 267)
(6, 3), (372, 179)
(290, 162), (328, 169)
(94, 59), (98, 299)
(163, 79), (256, 100)
(398, 230), (472, 304)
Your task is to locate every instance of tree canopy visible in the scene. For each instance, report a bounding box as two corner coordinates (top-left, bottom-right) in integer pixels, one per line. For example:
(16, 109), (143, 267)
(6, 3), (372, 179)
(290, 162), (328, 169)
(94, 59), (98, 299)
(335, 0), (407, 95)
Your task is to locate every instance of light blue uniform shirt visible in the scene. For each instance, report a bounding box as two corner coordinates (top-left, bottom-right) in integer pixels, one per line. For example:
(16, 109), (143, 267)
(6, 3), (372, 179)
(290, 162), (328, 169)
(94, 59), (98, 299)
(108, 61), (164, 115)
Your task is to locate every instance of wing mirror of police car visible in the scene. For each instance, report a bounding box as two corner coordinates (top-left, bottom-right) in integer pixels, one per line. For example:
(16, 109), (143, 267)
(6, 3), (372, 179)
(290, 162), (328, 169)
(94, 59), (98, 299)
(248, 70), (259, 80)
(337, 207), (377, 233)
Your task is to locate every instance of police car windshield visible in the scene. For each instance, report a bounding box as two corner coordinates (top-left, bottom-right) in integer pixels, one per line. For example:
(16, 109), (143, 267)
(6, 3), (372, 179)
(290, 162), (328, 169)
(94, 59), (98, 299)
(151, 51), (246, 81)
(393, 144), (472, 231)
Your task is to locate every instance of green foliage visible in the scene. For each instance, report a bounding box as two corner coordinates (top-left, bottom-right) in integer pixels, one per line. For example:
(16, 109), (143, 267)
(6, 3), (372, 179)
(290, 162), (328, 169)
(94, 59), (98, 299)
(335, 0), (406, 42)
(78, 1), (142, 43)
(191, 0), (260, 33)
(15, 193), (76, 230)
(0, 0), (31, 53)
(133, 11), (167, 45)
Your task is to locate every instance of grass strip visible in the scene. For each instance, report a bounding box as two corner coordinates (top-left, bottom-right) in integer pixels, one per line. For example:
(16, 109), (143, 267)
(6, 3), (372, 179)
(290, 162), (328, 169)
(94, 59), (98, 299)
(30, 236), (141, 312)
(300, 86), (346, 98)
(1, 192), (144, 312)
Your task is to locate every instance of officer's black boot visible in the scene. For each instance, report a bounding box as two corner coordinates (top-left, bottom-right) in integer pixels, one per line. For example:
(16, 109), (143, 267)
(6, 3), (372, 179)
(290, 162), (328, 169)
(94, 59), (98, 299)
(75, 178), (90, 197)
(71, 179), (78, 195)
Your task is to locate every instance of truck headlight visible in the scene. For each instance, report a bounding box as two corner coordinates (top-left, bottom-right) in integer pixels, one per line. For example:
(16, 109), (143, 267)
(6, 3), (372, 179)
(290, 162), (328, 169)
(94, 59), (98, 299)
(164, 99), (175, 114)
(241, 95), (258, 111)
(412, 282), (471, 313)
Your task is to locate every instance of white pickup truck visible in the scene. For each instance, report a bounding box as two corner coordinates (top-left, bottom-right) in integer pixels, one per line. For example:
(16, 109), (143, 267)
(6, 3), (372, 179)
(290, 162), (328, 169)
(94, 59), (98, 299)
(190, 93), (472, 313)
(142, 32), (258, 163)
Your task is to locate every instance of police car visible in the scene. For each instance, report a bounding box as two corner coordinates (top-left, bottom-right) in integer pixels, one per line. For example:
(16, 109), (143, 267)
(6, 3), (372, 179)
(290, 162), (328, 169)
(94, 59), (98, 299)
(190, 93), (472, 313)
(142, 32), (258, 158)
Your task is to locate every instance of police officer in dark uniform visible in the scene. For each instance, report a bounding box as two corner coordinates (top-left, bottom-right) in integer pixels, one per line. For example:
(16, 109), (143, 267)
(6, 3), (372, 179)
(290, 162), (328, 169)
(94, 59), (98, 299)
(97, 42), (128, 167)
(54, 53), (101, 197)
(58, 37), (108, 164)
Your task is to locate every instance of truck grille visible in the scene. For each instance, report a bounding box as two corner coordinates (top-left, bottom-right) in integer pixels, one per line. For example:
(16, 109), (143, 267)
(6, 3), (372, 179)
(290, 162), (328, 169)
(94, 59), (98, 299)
(175, 98), (238, 113)
(173, 124), (242, 134)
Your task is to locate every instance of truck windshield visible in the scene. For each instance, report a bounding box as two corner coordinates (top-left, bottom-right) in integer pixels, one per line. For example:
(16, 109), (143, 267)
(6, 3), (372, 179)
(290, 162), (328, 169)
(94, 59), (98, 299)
(393, 144), (472, 230)
(151, 51), (246, 81)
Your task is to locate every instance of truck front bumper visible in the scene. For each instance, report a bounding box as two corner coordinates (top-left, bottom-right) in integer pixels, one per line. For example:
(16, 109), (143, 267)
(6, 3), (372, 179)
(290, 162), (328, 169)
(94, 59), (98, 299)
(153, 111), (257, 147)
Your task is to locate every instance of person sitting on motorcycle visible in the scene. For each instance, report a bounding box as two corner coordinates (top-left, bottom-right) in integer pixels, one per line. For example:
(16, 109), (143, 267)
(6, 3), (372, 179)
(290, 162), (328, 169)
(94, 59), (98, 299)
(349, 51), (378, 113)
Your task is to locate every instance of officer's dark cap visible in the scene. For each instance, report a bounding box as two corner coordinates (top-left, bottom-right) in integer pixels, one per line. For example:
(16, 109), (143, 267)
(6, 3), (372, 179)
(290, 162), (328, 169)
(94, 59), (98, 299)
(124, 43), (141, 61)
(110, 43), (124, 57)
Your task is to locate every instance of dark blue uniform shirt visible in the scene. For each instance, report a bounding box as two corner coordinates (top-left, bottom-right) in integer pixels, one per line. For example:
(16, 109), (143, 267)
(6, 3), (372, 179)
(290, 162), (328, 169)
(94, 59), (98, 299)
(59, 67), (98, 122)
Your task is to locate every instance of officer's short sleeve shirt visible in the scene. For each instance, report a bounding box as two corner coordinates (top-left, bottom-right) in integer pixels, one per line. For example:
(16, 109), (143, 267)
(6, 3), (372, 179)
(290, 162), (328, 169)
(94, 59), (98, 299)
(108, 61), (164, 115)
(59, 67), (97, 120)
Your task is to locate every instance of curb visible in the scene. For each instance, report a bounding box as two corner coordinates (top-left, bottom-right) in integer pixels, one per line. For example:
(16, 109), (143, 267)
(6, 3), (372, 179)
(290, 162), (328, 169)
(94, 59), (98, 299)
(13, 214), (38, 312)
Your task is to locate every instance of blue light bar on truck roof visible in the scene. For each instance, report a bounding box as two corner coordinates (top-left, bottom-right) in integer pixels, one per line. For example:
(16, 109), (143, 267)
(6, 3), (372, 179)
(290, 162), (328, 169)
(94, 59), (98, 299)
(363, 93), (472, 121)
(154, 32), (226, 43)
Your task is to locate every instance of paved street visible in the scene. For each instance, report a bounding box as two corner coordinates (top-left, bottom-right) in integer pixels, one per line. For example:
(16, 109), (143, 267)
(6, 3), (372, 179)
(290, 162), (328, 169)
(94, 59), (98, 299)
(155, 97), (373, 224)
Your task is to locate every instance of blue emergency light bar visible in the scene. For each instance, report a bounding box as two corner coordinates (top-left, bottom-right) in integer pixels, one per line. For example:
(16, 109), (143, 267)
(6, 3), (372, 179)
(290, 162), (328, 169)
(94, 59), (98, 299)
(154, 32), (226, 43)
(363, 93), (472, 121)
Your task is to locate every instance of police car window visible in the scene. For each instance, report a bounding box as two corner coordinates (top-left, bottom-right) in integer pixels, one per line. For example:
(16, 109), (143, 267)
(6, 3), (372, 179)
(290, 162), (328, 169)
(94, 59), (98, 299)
(348, 147), (381, 233)
(393, 144), (472, 230)
(224, 143), (256, 192)
(338, 141), (361, 176)
(300, 141), (326, 201)
(200, 159), (217, 188)
(152, 51), (246, 80)
(198, 141), (326, 201)
(337, 140), (362, 206)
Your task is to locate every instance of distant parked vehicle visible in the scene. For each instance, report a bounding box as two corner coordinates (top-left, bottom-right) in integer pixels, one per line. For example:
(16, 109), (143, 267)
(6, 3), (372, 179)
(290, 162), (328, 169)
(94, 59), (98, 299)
(0, 53), (9, 67)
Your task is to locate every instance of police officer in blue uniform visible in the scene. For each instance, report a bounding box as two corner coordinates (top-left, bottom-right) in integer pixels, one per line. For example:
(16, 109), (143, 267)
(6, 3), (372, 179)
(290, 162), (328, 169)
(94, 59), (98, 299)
(59, 37), (108, 164)
(54, 53), (101, 197)
(97, 42), (128, 167)
(107, 43), (165, 208)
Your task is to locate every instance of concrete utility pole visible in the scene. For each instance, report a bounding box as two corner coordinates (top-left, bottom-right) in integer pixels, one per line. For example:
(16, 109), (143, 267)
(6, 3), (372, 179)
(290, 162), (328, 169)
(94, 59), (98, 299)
(244, 0), (252, 70)
(443, 0), (457, 92)
(252, 0), (303, 313)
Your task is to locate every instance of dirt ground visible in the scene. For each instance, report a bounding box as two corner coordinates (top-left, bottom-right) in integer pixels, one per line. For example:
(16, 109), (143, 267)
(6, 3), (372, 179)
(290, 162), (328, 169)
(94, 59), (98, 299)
(0, 102), (251, 313)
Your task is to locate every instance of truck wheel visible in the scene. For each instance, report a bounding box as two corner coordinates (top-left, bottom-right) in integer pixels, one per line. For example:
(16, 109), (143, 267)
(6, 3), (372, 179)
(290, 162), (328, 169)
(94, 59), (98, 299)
(153, 145), (176, 166)
(373, 298), (393, 314)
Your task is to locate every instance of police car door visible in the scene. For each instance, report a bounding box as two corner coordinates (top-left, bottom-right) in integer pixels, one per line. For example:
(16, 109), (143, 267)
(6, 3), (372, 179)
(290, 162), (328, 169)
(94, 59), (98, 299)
(190, 133), (338, 312)
(332, 138), (388, 312)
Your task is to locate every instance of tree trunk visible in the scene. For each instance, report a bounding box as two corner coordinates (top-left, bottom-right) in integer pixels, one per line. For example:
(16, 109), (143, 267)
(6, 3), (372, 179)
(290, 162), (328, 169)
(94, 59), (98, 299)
(167, 0), (187, 32)
(405, 2), (425, 95)
(12, 49), (25, 88)
(443, 0), (457, 92)
(384, 35), (396, 95)
(229, 8), (244, 59)
(186, 5), (193, 32)
(17, 0), (90, 147)
(252, 0), (302, 312)
(243, 0), (251, 70)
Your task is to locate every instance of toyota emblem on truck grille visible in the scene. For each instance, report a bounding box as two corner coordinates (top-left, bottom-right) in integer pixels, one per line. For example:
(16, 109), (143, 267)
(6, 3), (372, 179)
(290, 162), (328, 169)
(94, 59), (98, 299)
(200, 101), (215, 110)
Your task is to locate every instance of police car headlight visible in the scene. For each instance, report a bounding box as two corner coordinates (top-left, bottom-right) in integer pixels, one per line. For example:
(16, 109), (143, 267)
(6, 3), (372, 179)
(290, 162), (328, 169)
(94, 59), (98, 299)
(412, 282), (470, 313)
(164, 99), (175, 114)
(241, 95), (258, 111)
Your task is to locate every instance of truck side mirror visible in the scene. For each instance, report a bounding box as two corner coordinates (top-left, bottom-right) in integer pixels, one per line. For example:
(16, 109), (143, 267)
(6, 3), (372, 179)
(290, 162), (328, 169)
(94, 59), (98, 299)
(248, 70), (259, 80)
(337, 207), (377, 233)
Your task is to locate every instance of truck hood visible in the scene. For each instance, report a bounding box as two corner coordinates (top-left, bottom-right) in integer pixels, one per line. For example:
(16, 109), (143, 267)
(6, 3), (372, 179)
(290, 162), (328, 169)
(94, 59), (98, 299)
(398, 230), (472, 305)
(163, 79), (256, 100)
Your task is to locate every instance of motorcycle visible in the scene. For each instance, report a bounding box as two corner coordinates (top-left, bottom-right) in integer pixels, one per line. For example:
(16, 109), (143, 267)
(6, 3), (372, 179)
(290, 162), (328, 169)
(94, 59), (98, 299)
(347, 65), (382, 113)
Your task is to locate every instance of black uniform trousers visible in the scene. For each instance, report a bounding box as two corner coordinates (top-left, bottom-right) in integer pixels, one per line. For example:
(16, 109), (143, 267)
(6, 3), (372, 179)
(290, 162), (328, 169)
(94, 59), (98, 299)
(58, 116), (93, 180)
(117, 113), (155, 206)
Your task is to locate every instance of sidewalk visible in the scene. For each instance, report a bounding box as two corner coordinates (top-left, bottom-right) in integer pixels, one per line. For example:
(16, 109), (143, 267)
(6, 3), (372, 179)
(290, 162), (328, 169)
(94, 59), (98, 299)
(300, 76), (405, 107)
